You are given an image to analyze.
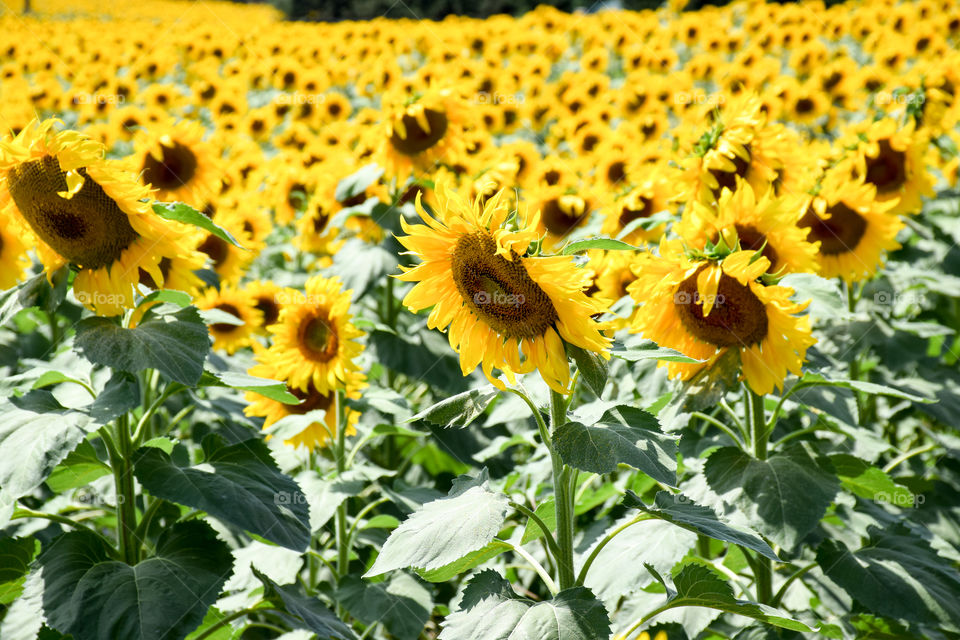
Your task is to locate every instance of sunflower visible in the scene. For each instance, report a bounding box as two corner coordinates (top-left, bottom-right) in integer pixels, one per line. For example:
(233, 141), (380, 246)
(395, 184), (610, 394)
(242, 279), (285, 334)
(600, 169), (673, 245)
(377, 87), (469, 183)
(628, 239), (816, 395)
(0, 206), (31, 290)
(0, 119), (204, 316)
(294, 189), (342, 256)
(195, 284), (262, 354)
(678, 180), (819, 276)
(196, 207), (256, 285)
(840, 119), (934, 216)
(798, 171), (902, 282)
(529, 184), (596, 249)
(244, 363), (364, 451)
(259, 275), (366, 395)
(133, 118), (221, 206)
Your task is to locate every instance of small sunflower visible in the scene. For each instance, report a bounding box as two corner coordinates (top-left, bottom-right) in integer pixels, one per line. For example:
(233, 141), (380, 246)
(244, 363), (364, 451)
(260, 275), (366, 395)
(242, 279), (284, 334)
(600, 169), (673, 245)
(0, 119), (204, 316)
(678, 180), (819, 276)
(628, 239), (816, 395)
(195, 284), (262, 354)
(396, 184), (610, 394)
(798, 172), (902, 283)
(133, 118), (221, 206)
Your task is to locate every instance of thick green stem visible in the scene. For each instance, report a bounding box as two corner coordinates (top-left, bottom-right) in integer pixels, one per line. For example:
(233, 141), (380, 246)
(111, 414), (139, 565)
(747, 389), (773, 603)
(333, 390), (350, 617)
(845, 280), (866, 423)
(549, 389), (576, 591)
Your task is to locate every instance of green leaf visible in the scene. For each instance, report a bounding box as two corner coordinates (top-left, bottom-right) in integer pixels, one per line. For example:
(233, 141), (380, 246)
(45, 440), (110, 493)
(254, 567), (356, 639)
(0, 390), (92, 527)
(623, 491), (779, 560)
(199, 370), (299, 404)
(610, 339), (704, 364)
(338, 572), (432, 640)
(0, 267), (70, 328)
(416, 539), (512, 583)
(561, 237), (637, 255)
(330, 239), (396, 300)
(184, 607), (242, 640)
(554, 405), (677, 485)
(137, 289), (193, 309)
(647, 564), (810, 631)
(408, 386), (498, 429)
(39, 520), (233, 640)
(520, 498), (556, 544)
(816, 526), (960, 626)
(87, 372), (140, 425)
(828, 454), (915, 504)
(0, 537), (39, 605)
(75, 306), (210, 386)
(704, 443), (839, 549)
(439, 570), (611, 640)
(335, 162), (385, 204)
(793, 372), (933, 403)
(133, 437), (311, 551)
(567, 344), (607, 397)
(364, 470), (509, 577)
(153, 202), (244, 248)
(370, 327), (468, 394)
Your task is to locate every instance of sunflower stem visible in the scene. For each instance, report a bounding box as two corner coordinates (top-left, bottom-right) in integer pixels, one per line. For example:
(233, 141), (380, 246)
(333, 389), (350, 616)
(747, 388), (773, 603)
(549, 389), (576, 591)
(109, 414), (139, 565)
(844, 279), (866, 424)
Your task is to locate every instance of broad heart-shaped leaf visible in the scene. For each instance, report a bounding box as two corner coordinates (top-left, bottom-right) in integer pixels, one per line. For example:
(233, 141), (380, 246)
(704, 443), (839, 550)
(198, 370), (299, 404)
(337, 572), (432, 640)
(133, 437), (310, 551)
(623, 491), (779, 561)
(567, 344), (607, 397)
(554, 405), (677, 486)
(254, 567), (356, 640)
(408, 386), (498, 429)
(364, 470), (509, 577)
(816, 525), (960, 626)
(153, 202), (244, 248)
(0, 390), (92, 527)
(439, 570), (611, 640)
(75, 306), (210, 386)
(39, 520), (233, 640)
(646, 564), (810, 632)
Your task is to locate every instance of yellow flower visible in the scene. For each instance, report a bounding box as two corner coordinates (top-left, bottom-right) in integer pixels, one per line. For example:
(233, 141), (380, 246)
(132, 118), (221, 207)
(242, 279), (284, 334)
(0, 119), (203, 316)
(628, 239), (816, 395)
(195, 284), (262, 354)
(396, 183), (610, 394)
(0, 206), (31, 290)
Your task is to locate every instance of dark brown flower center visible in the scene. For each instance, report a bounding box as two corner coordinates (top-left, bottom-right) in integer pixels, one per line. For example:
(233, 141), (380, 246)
(288, 382), (334, 415)
(799, 202), (867, 256)
(7, 156), (139, 269)
(211, 303), (243, 333)
(675, 267), (769, 348)
(715, 224), (779, 270)
(618, 195), (654, 228)
(255, 296), (280, 326)
(298, 312), (339, 362)
(141, 141), (198, 192)
(864, 139), (907, 194)
(709, 145), (752, 199)
(198, 233), (229, 268)
(541, 196), (588, 237)
(389, 107), (448, 156)
(606, 161), (627, 185)
(451, 232), (558, 340)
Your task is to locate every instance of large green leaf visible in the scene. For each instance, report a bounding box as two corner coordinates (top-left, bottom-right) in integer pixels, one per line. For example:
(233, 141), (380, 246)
(39, 520), (233, 640)
(0, 390), (92, 527)
(254, 567), (356, 639)
(409, 386), (498, 429)
(704, 443), (839, 549)
(45, 439), (110, 492)
(133, 437), (310, 551)
(337, 572), (432, 640)
(0, 537), (39, 605)
(364, 470), (509, 577)
(87, 372), (141, 424)
(645, 564), (810, 631)
(828, 454), (915, 505)
(153, 202), (244, 248)
(75, 306), (210, 386)
(416, 540), (512, 583)
(816, 526), (960, 626)
(198, 370), (299, 404)
(438, 570), (611, 640)
(554, 405), (677, 485)
(623, 491), (778, 560)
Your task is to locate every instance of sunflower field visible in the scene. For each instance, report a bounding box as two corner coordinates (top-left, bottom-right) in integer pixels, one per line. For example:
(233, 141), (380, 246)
(1, 0), (960, 638)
